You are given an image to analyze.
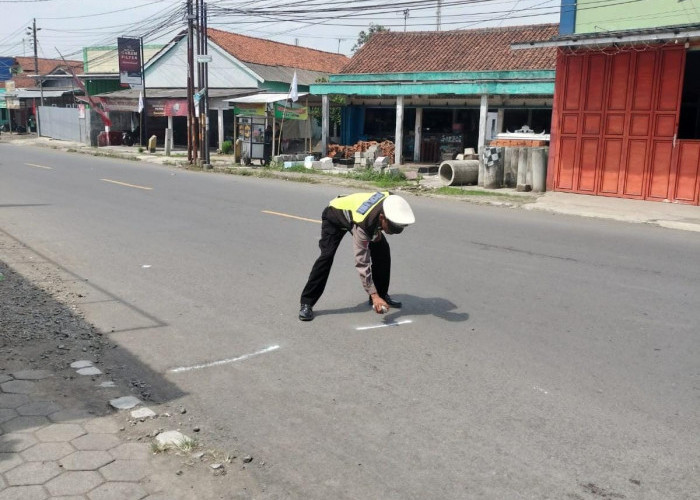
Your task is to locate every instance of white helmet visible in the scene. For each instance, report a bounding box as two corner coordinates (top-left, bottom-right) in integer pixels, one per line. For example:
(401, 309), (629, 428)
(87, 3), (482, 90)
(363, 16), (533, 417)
(383, 195), (415, 228)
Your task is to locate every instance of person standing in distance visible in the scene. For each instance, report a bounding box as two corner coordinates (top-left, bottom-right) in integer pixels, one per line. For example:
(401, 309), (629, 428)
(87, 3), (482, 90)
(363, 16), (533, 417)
(299, 192), (415, 321)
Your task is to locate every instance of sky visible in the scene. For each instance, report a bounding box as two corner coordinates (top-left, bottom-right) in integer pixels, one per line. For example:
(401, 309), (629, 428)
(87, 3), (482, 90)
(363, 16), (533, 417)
(0, 0), (561, 63)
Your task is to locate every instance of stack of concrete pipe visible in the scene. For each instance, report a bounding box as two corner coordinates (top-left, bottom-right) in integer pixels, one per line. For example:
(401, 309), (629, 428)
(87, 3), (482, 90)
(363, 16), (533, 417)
(439, 146), (549, 192)
(438, 160), (479, 186)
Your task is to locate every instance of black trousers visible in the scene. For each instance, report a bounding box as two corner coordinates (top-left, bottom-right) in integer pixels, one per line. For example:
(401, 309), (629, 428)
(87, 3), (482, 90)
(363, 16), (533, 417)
(300, 207), (391, 307)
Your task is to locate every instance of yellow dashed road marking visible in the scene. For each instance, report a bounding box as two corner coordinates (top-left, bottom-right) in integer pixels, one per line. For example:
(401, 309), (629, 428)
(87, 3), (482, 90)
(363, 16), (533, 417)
(100, 179), (153, 191)
(262, 210), (320, 224)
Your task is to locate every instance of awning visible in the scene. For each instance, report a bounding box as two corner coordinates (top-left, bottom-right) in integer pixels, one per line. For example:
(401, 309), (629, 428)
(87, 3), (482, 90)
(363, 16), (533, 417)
(226, 92), (308, 104)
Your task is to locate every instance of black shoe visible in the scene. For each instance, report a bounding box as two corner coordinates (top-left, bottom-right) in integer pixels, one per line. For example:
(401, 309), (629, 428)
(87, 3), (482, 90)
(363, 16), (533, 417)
(299, 304), (314, 321)
(368, 295), (402, 308)
(384, 295), (402, 308)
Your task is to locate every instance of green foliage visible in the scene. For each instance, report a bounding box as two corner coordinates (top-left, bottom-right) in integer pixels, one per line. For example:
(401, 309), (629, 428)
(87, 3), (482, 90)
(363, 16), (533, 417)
(221, 140), (233, 155)
(352, 24), (389, 53)
(310, 77), (344, 127)
(349, 168), (408, 188)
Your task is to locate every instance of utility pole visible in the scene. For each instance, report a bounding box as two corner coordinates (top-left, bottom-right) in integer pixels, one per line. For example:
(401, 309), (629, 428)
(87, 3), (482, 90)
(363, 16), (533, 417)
(139, 37), (148, 148)
(403, 9), (410, 32)
(27, 18), (44, 134)
(436, 0), (442, 31)
(202, 1), (210, 166)
(186, 0), (195, 164)
(195, 0), (211, 167)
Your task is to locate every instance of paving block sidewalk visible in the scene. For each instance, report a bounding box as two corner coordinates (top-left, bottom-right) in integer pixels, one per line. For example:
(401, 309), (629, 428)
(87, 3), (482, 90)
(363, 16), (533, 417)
(0, 368), (260, 500)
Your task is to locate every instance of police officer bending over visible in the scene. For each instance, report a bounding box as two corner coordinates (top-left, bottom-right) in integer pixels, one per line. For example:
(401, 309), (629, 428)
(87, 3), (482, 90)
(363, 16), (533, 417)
(299, 192), (415, 321)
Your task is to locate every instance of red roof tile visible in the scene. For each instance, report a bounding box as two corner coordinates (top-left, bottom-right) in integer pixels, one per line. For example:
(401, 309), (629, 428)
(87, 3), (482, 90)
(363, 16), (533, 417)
(3, 56), (81, 89)
(207, 28), (349, 73)
(341, 24), (558, 74)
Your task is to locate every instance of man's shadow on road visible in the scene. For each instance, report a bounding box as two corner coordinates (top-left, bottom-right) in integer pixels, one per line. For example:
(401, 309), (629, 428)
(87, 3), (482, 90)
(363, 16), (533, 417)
(315, 295), (469, 323)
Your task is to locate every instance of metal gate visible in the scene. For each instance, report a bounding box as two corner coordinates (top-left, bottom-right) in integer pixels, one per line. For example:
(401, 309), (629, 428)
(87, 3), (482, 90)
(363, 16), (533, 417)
(550, 46), (699, 205)
(38, 106), (87, 144)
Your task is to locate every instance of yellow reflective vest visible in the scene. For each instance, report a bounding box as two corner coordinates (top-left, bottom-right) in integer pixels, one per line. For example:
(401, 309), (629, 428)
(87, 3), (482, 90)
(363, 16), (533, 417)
(329, 191), (389, 224)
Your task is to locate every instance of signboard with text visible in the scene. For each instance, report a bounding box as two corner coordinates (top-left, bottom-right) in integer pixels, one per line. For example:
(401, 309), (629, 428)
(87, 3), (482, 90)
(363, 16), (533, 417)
(274, 103), (308, 121)
(233, 103), (266, 116)
(117, 37), (142, 87)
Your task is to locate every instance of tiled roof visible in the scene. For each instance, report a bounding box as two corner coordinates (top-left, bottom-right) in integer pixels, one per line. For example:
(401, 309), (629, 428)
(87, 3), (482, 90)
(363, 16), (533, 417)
(207, 28), (349, 74)
(2, 56), (81, 89)
(341, 24), (558, 74)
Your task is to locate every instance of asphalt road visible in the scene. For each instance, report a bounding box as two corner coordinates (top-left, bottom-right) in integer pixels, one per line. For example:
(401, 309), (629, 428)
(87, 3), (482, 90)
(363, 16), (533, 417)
(1, 143), (699, 499)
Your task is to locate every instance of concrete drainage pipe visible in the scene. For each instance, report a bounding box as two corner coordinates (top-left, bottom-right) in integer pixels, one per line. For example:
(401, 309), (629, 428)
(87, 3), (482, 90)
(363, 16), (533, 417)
(438, 160), (479, 186)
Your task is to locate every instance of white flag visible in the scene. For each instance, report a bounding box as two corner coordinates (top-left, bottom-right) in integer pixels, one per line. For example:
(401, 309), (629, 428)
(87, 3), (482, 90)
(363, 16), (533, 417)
(290, 71), (298, 102)
(138, 91), (144, 113)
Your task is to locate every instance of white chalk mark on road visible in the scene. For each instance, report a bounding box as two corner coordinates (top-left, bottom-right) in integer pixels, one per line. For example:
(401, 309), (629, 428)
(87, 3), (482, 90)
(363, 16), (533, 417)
(356, 319), (413, 331)
(169, 345), (280, 373)
(25, 163), (52, 170)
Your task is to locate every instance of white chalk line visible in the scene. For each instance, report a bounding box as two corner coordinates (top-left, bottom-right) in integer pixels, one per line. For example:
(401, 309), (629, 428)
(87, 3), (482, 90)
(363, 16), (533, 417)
(356, 319), (413, 331)
(169, 344), (280, 373)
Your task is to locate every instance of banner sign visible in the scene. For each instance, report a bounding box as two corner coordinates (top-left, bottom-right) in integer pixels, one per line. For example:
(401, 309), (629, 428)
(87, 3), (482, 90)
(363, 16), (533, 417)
(274, 103), (307, 121)
(117, 37), (142, 87)
(148, 99), (188, 117)
(233, 103), (266, 116)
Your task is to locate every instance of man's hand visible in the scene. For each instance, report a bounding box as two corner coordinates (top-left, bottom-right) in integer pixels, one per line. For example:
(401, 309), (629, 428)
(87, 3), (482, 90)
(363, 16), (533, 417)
(371, 293), (389, 314)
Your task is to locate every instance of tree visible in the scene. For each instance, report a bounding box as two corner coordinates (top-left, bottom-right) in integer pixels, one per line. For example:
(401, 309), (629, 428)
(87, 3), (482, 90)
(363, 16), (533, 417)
(310, 77), (345, 137)
(352, 24), (389, 54)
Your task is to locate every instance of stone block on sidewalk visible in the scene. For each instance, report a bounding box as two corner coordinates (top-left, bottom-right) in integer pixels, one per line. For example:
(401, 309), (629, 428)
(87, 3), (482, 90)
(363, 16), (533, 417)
(1, 380), (37, 394)
(60, 450), (114, 470)
(87, 481), (148, 500)
(99, 459), (150, 481)
(0, 432), (37, 452)
(20, 441), (75, 462)
(45, 471), (103, 496)
(109, 396), (141, 410)
(5, 460), (62, 485)
(11, 370), (52, 380)
(0, 393), (30, 409)
(17, 401), (61, 416)
(36, 423), (86, 442)
(0, 485), (46, 500)
(71, 433), (121, 451)
(2, 415), (49, 433)
(70, 360), (93, 369)
(77, 367), (102, 376)
(130, 407), (156, 419)
(0, 408), (17, 424)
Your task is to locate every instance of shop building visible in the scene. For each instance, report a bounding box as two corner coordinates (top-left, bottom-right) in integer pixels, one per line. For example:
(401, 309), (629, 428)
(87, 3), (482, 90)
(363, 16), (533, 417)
(519, 0), (700, 205)
(92, 28), (348, 150)
(311, 24), (558, 166)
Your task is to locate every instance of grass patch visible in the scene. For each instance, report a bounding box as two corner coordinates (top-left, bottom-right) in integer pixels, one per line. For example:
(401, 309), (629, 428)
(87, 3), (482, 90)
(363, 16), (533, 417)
(266, 163), (410, 188)
(435, 187), (514, 197)
(347, 169), (410, 189)
(151, 436), (198, 454)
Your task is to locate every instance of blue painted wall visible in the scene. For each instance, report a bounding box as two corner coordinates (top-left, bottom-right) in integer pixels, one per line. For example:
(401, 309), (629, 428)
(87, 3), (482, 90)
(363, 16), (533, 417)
(341, 106), (365, 145)
(560, 0), (577, 35)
